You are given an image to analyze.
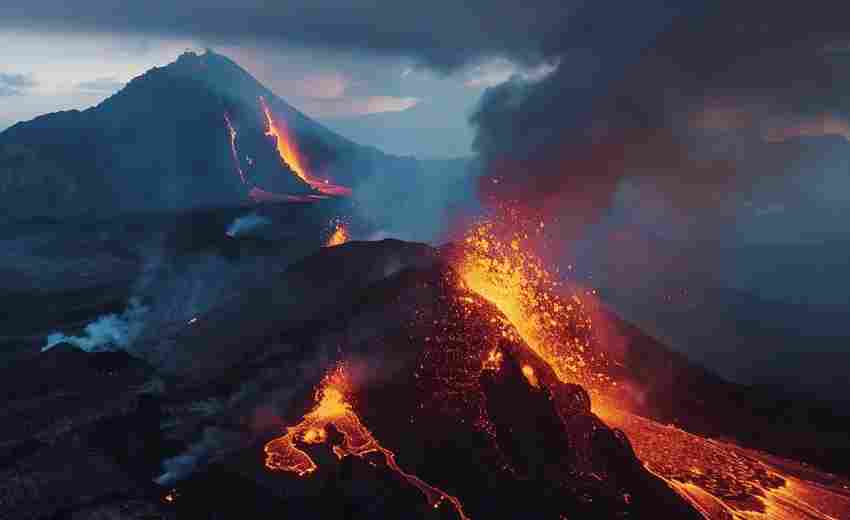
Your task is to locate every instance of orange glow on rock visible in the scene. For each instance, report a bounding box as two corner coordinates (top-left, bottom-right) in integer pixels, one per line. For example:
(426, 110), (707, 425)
(325, 221), (349, 247)
(264, 367), (468, 519)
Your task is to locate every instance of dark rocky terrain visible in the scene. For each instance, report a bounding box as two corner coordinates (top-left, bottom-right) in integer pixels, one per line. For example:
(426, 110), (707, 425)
(1, 235), (705, 519)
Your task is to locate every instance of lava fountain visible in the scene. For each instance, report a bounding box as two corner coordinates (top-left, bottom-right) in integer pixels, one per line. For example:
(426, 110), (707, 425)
(259, 97), (352, 197)
(455, 218), (613, 396)
(453, 215), (850, 520)
(325, 220), (349, 247)
(264, 366), (468, 519)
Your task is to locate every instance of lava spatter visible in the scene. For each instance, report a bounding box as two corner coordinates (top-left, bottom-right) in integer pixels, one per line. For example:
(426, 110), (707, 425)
(264, 367), (469, 520)
(454, 218), (613, 395)
(325, 220), (349, 247)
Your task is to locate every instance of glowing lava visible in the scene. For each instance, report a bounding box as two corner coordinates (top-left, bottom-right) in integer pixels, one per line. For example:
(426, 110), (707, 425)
(452, 217), (850, 520)
(456, 219), (612, 395)
(223, 113), (246, 184)
(325, 220), (349, 247)
(264, 367), (468, 520)
(259, 97), (352, 197)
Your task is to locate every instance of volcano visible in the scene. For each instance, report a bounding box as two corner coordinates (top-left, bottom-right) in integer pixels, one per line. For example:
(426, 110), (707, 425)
(0, 50), (461, 223)
(3, 236), (849, 519)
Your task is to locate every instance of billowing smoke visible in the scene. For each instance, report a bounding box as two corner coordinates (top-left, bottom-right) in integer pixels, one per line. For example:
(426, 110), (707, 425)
(351, 157), (482, 244)
(225, 212), (271, 237)
(42, 298), (149, 352)
(467, 2), (850, 287)
(155, 427), (244, 487)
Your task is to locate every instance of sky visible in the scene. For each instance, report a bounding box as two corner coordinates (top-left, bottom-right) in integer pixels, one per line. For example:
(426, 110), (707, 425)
(3, 1), (850, 397)
(0, 30), (546, 158)
(2, 1), (850, 282)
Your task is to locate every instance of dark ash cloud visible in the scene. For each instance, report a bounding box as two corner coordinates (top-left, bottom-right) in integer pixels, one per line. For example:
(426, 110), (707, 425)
(0, 72), (37, 96)
(0, 0), (578, 71)
(470, 2), (850, 241)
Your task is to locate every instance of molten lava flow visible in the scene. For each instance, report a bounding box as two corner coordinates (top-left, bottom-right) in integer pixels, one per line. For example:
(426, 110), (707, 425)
(454, 217), (850, 520)
(264, 367), (468, 520)
(259, 97), (352, 197)
(223, 113), (246, 184)
(325, 220), (349, 247)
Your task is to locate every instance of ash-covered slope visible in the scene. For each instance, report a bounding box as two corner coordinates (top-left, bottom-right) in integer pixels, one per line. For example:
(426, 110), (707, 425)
(0, 50), (441, 222)
(0, 239), (701, 519)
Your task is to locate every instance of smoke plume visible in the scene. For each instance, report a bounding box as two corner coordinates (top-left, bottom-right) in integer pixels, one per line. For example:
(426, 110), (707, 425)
(42, 298), (149, 352)
(225, 212), (272, 237)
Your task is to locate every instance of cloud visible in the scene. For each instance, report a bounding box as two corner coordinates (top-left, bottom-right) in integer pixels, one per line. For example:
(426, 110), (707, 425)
(75, 76), (126, 93)
(464, 58), (558, 89)
(764, 113), (850, 144)
(272, 71), (349, 100)
(301, 95), (419, 118)
(0, 71), (37, 96)
(0, 1), (578, 71)
(469, 2), (850, 243)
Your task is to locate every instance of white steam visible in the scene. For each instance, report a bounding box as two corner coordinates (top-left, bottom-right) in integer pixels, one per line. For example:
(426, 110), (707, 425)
(225, 213), (271, 237)
(42, 298), (149, 352)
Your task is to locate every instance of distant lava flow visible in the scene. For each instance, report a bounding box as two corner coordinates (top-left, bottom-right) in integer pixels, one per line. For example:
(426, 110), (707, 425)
(259, 97), (352, 197)
(454, 218), (850, 520)
(264, 367), (469, 520)
(325, 220), (349, 247)
(223, 113), (246, 184)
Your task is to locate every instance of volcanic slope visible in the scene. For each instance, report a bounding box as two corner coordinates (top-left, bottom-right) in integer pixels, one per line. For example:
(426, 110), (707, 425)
(3, 239), (848, 519)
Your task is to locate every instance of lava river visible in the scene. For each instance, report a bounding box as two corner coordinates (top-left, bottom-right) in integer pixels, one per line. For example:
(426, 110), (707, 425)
(454, 219), (850, 520)
(260, 97), (352, 197)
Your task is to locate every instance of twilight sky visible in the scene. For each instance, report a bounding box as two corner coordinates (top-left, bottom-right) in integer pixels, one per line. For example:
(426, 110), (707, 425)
(2, 1), (850, 262)
(0, 29), (547, 158)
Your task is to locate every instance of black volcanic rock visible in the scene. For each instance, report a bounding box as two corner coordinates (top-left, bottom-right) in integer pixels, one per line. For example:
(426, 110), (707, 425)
(1, 239), (703, 519)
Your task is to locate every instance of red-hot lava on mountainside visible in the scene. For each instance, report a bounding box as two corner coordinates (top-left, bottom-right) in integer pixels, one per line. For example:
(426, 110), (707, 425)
(261, 209), (849, 519)
(451, 214), (850, 520)
(263, 366), (468, 519)
(259, 97), (352, 197)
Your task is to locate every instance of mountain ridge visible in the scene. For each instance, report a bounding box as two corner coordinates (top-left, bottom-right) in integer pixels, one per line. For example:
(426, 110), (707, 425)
(0, 50), (429, 221)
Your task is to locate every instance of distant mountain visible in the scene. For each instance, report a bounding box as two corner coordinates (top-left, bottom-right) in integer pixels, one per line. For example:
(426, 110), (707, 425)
(0, 50), (473, 228)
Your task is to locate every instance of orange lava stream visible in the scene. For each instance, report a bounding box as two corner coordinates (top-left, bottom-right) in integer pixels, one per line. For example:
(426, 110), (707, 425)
(223, 113), (246, 184)
(455, 219), (850, 520)
(325, 221), (349, 247)
(264, 368), (468, 520)
(259, 97), (352, 197)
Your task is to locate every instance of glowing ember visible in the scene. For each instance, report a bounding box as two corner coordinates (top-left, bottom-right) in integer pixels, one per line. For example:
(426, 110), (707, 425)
(259, 97), (352, 197)
(325, 220), (349, 247)
(223, 113), (246, 184)
(521, 365), (539, 388)
(264, 367), (468, 519)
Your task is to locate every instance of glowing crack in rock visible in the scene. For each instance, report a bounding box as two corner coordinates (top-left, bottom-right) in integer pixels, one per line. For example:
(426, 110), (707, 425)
(264, 367), (469, 520)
